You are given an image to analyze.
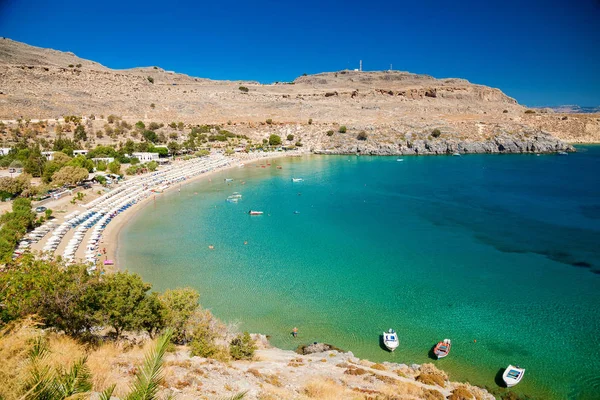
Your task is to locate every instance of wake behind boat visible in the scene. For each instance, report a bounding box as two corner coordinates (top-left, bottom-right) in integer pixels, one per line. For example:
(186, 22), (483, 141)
(434, 339), (451, 359)
(502, 365), (525, 387)
(382, 329), (399, 352)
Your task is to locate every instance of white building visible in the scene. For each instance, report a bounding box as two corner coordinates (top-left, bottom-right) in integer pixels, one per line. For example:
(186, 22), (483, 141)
(131, 152), (159, 162)
(92, 157), (114, 164)
(73, 150), (89, 156)
(0, 148), (11, 156)
(41, 151), (55, 161)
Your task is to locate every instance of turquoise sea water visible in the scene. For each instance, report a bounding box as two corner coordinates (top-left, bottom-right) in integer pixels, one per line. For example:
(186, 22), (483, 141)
(120, 147), (600, 399)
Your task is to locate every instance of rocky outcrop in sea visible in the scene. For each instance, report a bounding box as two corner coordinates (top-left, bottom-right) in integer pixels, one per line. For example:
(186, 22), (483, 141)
(314, 131), (576, 156)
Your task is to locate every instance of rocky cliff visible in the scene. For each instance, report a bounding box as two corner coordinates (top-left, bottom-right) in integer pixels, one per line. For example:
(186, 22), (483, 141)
(1, 38), (598, 152)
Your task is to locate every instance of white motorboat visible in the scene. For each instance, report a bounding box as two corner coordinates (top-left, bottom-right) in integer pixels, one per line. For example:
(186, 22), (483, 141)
(292, 178), (304, 182)
(248, 210), (264, 215)
(382, 329), (399, 351)
(502, 365), (525, 387)
(434, 339), (451, 359)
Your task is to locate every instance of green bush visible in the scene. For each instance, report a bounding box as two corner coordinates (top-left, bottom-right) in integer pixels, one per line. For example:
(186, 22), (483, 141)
(524, 109), (536, 114)
(431, 129), (441, 138)
(308, 118), (313, 125)
(326, 130), (334, 136)
(108, 160), (121, 175)
(338, 126), (347, 133)
(357, 131), (367, 141)
(229, 332), (256, 360)
(239, 86), (249, 93)
(269, 134), (282, 146)
(147, 76), (154, 84)
(287, 134), (294, 141)
(266, 118), (273, 125)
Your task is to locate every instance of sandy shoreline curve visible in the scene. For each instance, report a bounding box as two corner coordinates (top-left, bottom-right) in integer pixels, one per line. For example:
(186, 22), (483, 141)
(99, 151), (299, 270)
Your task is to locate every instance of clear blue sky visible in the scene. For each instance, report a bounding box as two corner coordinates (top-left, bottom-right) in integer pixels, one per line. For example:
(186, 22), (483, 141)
(1, 0), (599, 106)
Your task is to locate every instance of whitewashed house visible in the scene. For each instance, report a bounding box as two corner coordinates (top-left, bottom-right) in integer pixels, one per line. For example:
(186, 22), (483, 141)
(131, 152), (159, 162)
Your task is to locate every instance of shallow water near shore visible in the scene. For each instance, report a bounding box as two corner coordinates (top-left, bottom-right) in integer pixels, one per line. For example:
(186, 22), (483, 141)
(120, 147), (600, 399)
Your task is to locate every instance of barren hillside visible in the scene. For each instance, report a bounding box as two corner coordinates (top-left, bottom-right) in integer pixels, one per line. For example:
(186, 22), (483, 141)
(0, 38), (598, 151)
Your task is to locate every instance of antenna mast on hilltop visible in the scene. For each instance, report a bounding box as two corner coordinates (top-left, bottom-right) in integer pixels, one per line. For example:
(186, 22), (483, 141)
(359, 60), (362, 72)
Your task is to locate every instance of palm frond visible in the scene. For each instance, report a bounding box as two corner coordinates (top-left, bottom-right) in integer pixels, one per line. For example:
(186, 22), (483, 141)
(55, 356), (93, 397)
(27, 336), (50, 362)
(219, 392), (247, 400)
(20, 336), (59, 400)
(98, 385), (116, 400)
(125, 328), (173, 400)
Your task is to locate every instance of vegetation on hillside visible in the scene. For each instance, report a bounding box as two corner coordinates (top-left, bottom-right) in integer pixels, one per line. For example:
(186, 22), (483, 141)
(0, 254), (256, 398)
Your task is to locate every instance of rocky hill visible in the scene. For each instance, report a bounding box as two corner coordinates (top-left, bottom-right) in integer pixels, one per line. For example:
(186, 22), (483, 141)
(0, 38), (598, 153)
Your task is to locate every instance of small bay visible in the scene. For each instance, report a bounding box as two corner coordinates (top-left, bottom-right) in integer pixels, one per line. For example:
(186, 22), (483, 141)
(120, 146), (600, 399)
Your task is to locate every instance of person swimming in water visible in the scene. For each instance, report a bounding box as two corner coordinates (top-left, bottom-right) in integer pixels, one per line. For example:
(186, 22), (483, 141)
(292, 327), (298, 338)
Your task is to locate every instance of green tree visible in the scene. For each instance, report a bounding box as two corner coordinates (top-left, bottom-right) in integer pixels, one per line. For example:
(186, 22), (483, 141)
(130, 157), (140, 165)
(189, 309), (224, 358)
(338, 126), (347, 133)
(268, 134), (281, 146)
(229, 332), (256, 360)
(96, 160), (107, 171)
(167, 141), (180, 155)
(67, 155), (94, 172)
(159, 287), (200, 343)
(100, 272), (152, 338)
(74, 124), (87, 141)
(143, 130), (158, 143)
(146, 161), (158, 172)
(326, 130), (334, 136)
(238, 86), (249, 93)
(357, 131), (367, 141)
(135, 121), (146, 131)
(45, 208), (53, 220)
(287, 134), (294, 141)
(39, 264), (104, 335)
(123, 139), (136, 155)
(431, 128), (441, 138)
(52, 166), (89, 186)
(137, 293), (166, 338)
(24, 145), (45, 177)
(108, 160), (121, 175)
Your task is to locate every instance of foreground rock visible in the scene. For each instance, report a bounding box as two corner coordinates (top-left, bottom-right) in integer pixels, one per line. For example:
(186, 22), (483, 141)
(155, 338), (496, 400)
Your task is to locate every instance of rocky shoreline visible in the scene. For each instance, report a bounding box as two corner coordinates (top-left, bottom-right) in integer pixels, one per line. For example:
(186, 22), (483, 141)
(314, 132), (575, 156)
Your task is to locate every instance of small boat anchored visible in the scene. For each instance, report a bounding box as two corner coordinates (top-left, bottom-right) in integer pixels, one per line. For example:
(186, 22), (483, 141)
(502, 365), (525, 387)
(248, 210), (264, 215)
(434, 339), (451, 359)
(225, 178), (233, 182)
(292, 178), (304, 182)
(382, 329), (399, 352)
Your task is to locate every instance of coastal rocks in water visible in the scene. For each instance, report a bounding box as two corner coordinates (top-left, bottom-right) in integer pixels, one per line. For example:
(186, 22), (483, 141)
(315, 131), (576, 156)
(296, 342), (346, 355)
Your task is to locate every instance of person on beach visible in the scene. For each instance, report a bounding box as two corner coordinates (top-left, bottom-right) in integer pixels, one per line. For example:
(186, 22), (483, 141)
(292, 327), (298, 338)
